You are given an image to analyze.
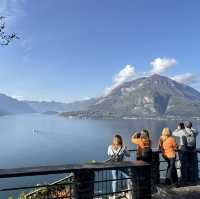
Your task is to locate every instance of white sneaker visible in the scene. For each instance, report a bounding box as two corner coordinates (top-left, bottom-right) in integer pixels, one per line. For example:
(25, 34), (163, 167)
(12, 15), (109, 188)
(112, 195), (116, 199)
(108, 195), (116, 199)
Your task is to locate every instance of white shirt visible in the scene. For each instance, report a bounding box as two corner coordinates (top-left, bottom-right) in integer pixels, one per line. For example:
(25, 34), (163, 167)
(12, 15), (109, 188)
(172, 129), (187, 146)
(107, 145), (130, 161)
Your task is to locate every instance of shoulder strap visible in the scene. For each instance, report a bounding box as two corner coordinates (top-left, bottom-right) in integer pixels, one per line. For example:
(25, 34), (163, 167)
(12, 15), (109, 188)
(112, 146), (123, 156)
(116, 146), (123, 156)
(186, 130), (193, 137)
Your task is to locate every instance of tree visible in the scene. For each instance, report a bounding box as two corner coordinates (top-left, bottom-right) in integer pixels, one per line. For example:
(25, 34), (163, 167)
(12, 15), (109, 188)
(0, 16), (19, 46)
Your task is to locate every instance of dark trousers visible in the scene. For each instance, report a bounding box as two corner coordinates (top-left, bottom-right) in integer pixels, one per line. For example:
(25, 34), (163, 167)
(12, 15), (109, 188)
(177, 150), (188, 183)
(137, 150), (152, 164)
(164, 157), (178, 185)
(187, 149), (198, 183)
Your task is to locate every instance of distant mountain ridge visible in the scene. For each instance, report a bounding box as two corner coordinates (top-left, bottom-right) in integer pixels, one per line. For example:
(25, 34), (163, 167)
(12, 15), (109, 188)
(0, 93), (34, 115)
(1, 74), (200, 119)
(0, 94), (96, 116)
(24, 98), (97, 113)
(61, 74), (200, 119)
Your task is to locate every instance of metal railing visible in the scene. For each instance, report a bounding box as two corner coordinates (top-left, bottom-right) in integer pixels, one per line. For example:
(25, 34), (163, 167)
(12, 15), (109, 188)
(0, 149), (199, 199)
(130, 148), (200, 176)
(0, 161), (151, 199)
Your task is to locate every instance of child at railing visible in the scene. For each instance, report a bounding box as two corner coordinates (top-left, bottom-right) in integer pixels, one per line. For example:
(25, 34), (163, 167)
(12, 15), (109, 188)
(107, 134), (132, 199)
(131, 129), (152, 164)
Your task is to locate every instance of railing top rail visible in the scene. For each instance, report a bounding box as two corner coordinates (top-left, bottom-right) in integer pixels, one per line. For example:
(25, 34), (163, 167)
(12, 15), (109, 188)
(129, 148), (200, 153)
(0, 161), (150, 179)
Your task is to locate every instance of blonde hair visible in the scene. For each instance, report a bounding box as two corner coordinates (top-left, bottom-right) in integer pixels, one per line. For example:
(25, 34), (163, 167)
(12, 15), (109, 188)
(112, 134), (123, 148)
(161, 128), (171, 142)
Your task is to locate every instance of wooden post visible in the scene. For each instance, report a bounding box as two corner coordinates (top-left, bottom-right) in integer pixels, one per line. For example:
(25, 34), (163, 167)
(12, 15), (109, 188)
(73, 169), (95, 199)
(131, 163), (151, 199)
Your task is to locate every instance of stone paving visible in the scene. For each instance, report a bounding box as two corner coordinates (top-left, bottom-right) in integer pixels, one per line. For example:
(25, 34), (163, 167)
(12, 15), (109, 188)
(153, 185), (200, 199)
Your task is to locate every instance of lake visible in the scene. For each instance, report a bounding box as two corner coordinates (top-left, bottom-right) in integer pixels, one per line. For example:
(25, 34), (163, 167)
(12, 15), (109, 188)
(0, 114), (199, 198)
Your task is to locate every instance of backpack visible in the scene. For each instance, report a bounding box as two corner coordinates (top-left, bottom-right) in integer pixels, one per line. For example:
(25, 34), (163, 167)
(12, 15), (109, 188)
(185, 130), (196, 148)
(110, 147), (124, 162)
(141, 148), (152, 162)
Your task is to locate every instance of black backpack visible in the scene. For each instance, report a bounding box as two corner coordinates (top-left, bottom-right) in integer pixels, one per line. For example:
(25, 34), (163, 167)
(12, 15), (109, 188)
(141, 148), (152, 161)
(185, 131), (196, 148)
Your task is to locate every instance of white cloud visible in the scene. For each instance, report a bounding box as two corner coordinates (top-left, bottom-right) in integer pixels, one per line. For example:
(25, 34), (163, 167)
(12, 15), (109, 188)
(114, 65), (136, 84)
(104, 65), (136, 96)
(0, 0), (26, 17)
(172, 73), (197, 84)
(0, 0), (26, 29)
(11, 95), (25, 101)
(21, 38), (32, 52)
(150, 57), (177, 74)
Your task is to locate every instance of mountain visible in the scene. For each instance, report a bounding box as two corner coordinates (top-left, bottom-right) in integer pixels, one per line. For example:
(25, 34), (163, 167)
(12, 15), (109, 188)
(23, 101), (67, 113)
(24, 98), (97, 113)
(2, 74), (200, 119)
(0, 93), (34, 115)
(60, 74), (200, 119)
(0, 93), (96, 116)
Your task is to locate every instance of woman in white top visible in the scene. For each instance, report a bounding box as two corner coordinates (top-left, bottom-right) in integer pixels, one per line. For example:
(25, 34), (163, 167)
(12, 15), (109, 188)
(172, 122), (188, 184)
(107, 134), (132, 199)
(172, 122), (187, 150)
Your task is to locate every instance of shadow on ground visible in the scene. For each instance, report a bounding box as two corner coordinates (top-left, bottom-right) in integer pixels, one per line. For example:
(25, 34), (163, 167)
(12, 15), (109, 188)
(153, 185), (200, 199)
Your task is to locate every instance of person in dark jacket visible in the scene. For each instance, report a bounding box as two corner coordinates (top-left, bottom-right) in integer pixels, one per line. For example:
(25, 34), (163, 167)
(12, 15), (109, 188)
(184, 121), (199, 183)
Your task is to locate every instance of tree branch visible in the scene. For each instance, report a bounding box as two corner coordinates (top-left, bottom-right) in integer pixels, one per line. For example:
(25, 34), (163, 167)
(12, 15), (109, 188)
(0, 16), (19, 46)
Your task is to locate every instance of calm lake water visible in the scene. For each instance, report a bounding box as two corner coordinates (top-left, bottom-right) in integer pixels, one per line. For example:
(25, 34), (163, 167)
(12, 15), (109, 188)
(0, 114), (199, 198)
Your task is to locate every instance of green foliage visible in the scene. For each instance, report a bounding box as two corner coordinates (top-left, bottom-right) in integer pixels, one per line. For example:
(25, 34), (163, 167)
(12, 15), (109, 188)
(7, 196), (15, 199)
(18, 192), (26, 199)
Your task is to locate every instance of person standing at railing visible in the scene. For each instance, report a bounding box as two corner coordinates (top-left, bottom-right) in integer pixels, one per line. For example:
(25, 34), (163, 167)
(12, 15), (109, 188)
(107, 134), (132, 199)
(184, 121), (199, 183)
(131, 129), (152, 164)
(172, 122), (188, 184)
(158, 128), (178, 186)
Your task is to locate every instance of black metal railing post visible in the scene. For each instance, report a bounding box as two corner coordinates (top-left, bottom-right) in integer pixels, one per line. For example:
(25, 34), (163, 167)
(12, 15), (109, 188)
(73, 169), (95, 199)
(152, 151), (160, 185)
(131, 162), (151, 199)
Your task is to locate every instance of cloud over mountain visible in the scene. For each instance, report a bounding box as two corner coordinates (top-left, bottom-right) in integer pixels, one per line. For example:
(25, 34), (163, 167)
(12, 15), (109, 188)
(150, 57), (177, 74)
(104, 65), (136, 95)
(172, 73), (197, 84)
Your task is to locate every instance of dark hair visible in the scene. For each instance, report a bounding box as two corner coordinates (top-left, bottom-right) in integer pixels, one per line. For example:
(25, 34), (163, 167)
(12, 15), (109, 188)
(131, 132), (140, 138)
(141, 129), (150, 139)
(184, 121), (192, 129)
(178, 122), (185, 129)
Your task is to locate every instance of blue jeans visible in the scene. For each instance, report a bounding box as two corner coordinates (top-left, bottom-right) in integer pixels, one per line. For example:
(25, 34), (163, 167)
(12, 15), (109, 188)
(111, 169), (132, 193)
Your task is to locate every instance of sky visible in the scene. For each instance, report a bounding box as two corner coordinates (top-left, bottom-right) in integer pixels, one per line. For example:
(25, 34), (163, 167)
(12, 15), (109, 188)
(0, 0), (200, 102)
